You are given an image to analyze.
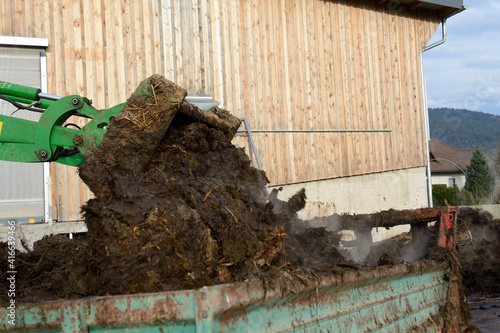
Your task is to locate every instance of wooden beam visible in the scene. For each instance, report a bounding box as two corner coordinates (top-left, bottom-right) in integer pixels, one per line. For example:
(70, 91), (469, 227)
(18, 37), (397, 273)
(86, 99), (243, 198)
(439, 7), (458, 18)
(409, 1), (424, 11)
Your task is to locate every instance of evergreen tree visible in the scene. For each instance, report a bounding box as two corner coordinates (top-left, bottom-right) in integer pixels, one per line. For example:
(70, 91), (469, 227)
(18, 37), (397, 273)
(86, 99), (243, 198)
(494, 146), (500, 179)
(494, 146), (500, 204)
(464, 149), (495, 199)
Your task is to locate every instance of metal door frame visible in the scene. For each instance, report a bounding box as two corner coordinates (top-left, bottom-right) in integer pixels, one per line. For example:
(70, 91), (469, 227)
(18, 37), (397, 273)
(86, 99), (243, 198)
(0, 36), (51, 224)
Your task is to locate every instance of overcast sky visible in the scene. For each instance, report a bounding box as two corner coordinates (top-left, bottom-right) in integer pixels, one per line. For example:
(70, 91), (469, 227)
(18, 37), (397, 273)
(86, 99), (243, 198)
(422, 0), (500, 116)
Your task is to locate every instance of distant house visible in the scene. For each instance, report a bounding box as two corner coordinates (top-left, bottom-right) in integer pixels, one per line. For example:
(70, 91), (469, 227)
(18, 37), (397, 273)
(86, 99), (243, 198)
(429, 139), (470, 189)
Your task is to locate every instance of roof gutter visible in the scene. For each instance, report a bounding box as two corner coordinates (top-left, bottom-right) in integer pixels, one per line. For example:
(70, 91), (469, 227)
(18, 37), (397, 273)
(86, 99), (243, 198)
(423, 5), (468, 52)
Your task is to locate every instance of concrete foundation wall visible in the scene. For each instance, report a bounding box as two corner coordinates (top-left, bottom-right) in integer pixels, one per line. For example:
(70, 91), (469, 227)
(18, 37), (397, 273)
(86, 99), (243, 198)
(271, 167), (429, 219)
(466, 204), (500, 219)
(270, 167), (429, 242)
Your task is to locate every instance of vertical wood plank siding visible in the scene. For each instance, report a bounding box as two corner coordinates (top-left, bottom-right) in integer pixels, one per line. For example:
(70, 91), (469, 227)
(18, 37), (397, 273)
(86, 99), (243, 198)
(0, 0), (439, 221)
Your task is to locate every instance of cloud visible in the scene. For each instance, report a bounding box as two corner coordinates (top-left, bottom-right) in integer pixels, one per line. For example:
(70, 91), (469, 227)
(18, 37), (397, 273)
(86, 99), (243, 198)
(422, 1), (500, 116)
(450, 1), (500, 35)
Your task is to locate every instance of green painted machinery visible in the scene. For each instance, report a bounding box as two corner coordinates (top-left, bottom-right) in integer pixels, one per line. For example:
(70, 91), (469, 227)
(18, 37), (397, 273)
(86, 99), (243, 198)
(0, 81), (143, 167)
(0, 77), (240, 168)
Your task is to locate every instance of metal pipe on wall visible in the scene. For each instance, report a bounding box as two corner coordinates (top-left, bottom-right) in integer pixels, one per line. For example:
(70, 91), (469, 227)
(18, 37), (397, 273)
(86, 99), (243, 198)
(421, 59), (434, 207)
(237, 129), (392, 134)
(423, 6), (468, 52)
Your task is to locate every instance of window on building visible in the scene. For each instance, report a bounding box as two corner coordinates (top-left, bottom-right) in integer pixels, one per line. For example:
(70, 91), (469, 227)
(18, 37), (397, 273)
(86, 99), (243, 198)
(448, 178), (456, 187)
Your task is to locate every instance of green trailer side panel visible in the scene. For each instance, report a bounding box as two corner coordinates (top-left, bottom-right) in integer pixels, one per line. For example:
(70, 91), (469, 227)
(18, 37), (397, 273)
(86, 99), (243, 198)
(1, 263), (450, 332)
(213, 269), (446, 332)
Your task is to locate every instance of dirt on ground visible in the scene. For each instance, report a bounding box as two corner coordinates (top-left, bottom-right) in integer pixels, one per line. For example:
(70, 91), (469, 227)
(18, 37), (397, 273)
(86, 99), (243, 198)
(456, 208), (500, 294)
(0, 76), (493, 333)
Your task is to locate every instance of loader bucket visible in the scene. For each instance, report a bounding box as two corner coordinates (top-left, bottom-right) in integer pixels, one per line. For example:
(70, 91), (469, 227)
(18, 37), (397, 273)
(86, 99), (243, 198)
(78, 75), (241, 197)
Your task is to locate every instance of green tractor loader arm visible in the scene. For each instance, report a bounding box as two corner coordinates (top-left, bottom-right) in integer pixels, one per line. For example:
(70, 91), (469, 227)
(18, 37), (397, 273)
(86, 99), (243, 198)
(0, 80), (151, 167)
(0, 76), (241, 168)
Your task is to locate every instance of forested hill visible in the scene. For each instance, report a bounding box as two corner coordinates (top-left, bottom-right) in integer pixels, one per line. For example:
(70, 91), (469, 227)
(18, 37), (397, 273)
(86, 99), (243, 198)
(428, 107), (500, 154)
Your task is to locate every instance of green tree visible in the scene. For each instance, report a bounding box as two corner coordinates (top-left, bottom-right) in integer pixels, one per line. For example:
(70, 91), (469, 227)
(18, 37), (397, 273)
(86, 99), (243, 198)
(494, 146), (500, 203)
(464, 149), (495, 200)
(494, 146), (500, 179)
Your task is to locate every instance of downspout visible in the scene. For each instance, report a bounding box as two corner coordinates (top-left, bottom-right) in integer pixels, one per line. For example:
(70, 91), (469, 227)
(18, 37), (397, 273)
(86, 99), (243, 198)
(421, 64), (434, 207)
(423, 6), (468, 52)
(422, 5), (468, 207)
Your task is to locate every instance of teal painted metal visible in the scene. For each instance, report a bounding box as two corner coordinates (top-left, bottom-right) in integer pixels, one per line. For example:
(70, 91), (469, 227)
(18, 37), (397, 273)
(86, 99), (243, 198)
(1, 262), (451, 332)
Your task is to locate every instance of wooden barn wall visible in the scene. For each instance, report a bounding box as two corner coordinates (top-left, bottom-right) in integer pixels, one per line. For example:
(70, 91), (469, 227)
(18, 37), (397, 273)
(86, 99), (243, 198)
(160, 0), (440, 185)
(0, 0), (440, 221)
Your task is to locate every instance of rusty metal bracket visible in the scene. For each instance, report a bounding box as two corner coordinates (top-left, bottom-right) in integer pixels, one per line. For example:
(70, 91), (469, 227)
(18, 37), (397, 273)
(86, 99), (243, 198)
(437, 204), (458, 248)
